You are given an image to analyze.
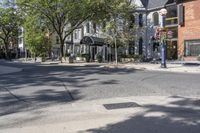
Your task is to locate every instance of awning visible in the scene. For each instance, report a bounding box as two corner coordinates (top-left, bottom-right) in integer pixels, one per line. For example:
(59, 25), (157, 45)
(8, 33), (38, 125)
(65, 41), (73, 45)
(80, 36), (105, 46)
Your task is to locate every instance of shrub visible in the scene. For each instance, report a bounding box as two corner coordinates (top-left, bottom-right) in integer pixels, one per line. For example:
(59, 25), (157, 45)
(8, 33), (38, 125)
(81, 54), (90, 62)
(197, 55), (200, 61)
(65, 53), (70, 57)
(69, 55), (74, 63)
(76, 53), (81, 57)
(40, 53), (46, 62)
(133, 55), (144, 62)
(97, 54), (103, 63)
(121, 54), (127, 58)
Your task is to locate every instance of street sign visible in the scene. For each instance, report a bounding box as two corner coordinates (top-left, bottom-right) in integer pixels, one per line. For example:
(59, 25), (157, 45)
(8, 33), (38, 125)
(167, 30), (173, 39)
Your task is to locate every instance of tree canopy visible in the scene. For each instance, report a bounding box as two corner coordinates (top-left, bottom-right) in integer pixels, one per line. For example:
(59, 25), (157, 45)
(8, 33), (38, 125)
(17, 0), (135, 61)
(0, 7), (23, 59)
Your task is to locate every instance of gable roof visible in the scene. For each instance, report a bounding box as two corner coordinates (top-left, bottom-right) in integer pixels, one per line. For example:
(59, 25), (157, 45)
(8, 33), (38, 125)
(147, 0), (169, 10)
(140, 0), (149, 8)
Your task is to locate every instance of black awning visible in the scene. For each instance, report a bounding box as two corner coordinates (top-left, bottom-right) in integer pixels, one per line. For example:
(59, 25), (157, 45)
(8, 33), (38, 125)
(80, 36), (105, 46)
(65, 41), (73, 45)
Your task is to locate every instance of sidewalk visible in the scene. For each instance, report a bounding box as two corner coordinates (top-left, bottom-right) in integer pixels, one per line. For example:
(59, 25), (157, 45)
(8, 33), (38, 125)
(103, 63), (200, 74)
(1, 96), (200, 133)
(11, 58), (200, 74)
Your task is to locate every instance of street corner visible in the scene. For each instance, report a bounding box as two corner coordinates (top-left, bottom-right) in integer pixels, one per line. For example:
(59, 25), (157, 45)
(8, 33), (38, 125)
(0, 65), (23, 75)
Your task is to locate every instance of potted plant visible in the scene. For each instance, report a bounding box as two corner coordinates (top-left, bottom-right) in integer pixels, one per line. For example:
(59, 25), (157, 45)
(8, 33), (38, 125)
(197, 55), (200, 61)
(97, 54), (103, 63)
(41, 53), (46, 62)
(68, 55), (74, 63)
(82, 54), (90, 62)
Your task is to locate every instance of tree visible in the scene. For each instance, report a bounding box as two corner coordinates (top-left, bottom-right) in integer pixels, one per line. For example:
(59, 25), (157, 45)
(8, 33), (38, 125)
(17, 0), (97, 62)
(98, 0), (136, 64)
(17, 0), (135, 61)
(0, 7), (22, 59)
(17, 0), (136, 62)
(23, 14), (52, 61)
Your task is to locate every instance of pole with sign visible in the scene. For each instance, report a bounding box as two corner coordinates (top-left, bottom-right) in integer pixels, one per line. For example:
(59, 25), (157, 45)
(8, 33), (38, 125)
(159, 8), (168, 68)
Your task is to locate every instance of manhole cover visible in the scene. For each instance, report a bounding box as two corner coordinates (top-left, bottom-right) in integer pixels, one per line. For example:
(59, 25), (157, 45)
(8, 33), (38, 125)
(103, 102), (141, 110)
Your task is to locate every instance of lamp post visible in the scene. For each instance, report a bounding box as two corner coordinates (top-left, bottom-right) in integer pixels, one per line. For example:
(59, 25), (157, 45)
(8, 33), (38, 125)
(159, 8), (168, 68)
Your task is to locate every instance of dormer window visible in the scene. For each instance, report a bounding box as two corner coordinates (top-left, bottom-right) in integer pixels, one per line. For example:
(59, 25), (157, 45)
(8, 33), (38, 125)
(139, 14), (143, 27)
(153, 12), (159, 26)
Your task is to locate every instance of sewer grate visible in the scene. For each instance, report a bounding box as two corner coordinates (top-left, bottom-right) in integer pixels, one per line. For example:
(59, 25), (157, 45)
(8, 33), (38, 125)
(103, 102), (141, 110)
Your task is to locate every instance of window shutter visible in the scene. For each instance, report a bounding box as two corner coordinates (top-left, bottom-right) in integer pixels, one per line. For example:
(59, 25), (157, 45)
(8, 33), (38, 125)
(178, 4), (184, 26)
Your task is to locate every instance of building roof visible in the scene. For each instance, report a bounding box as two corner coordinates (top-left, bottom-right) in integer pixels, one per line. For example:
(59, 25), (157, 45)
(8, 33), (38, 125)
(140, 0), (149, 8)
(147, 0), (169, 10)
(139, 0), (176, 10)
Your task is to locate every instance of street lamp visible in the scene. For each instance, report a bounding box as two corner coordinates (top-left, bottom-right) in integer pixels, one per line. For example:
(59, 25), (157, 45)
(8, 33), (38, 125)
(159, 8), (168, 68)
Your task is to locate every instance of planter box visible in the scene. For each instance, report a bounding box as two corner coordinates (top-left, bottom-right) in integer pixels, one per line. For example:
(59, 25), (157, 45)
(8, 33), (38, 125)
(121, 58), (135, 62)
(76, 57), (85, 61)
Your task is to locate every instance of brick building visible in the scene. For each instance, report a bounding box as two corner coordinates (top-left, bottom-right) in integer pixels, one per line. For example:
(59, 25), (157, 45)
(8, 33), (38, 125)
(177, 0), (200, 60)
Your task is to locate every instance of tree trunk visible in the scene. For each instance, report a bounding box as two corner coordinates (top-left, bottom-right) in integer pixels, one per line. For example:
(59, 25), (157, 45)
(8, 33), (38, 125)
(114, 36), (118, 65)
(60, 40), (64, 63)
(4, 42), (10, 60)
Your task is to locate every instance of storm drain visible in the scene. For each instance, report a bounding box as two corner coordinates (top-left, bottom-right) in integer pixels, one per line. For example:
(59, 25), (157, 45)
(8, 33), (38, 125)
(103, 102), (141, 110)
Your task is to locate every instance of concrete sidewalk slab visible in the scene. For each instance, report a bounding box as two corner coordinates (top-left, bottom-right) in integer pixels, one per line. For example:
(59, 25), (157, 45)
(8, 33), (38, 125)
(0, 65), (22, 75)
(103, 63), (200, 74)
(1, 96), (200, 133)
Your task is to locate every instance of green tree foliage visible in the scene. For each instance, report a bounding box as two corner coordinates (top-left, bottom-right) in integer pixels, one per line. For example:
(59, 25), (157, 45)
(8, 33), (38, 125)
(23, 14), (51, 60)
(96, 0), (136, 63)
(17, 0), (135, 62)
(17, 0), (96, 61)
(0, 7), (22, 59)
(101, 0), (135, 45)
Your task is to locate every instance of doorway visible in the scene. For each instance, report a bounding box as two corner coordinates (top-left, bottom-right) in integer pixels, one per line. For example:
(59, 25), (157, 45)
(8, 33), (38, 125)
(167, 40), (178, 60)
(92, 46), (97, 61)
(139, 38), (143, 55)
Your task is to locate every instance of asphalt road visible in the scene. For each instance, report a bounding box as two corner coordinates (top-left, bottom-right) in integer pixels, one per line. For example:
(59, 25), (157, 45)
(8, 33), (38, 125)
(0, 61), (200, 116)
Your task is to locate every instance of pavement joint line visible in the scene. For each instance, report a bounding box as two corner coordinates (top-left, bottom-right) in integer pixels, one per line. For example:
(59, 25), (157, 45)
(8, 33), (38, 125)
(59, 79), (75, 101)
(0, 86), (31, 104)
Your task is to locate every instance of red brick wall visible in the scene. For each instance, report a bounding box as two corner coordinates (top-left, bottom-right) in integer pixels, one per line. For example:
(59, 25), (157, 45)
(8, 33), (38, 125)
(178, 0), (200, 60)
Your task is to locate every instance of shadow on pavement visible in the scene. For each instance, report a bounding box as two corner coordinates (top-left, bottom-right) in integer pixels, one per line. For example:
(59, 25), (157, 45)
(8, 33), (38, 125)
(85, 96), (200, 133)
(0, 62), (136, 117)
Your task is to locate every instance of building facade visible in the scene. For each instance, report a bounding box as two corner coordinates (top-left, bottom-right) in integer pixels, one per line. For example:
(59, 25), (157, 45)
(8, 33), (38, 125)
(19, 0), (200, 61)
(62, 0), (148, 62)
(143, 0), (178, 60)
(177, 0), (200, 61)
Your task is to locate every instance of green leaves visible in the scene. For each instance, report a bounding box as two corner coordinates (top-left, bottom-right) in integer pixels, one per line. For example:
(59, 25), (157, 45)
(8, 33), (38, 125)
(23, 14), (50, 56)
(16, 0), (136, 58)
(99, 0), (135, 47)
(0, 5), (23, 59)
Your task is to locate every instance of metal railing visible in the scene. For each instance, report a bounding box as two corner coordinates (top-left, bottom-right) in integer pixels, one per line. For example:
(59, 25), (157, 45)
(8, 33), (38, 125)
(165, 17), (178, 27)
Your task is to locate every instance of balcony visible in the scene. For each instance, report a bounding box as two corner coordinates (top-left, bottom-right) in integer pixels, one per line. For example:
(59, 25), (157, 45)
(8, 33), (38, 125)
(165, 17), (178, 27)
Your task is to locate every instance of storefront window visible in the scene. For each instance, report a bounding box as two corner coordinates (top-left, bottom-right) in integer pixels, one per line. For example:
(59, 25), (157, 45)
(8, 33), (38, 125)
(185, 40), (200, 56)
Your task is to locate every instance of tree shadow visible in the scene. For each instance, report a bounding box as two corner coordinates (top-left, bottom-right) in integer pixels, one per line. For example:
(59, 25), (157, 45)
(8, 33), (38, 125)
(0, 62), (136, 117)
(84, 96), (200, 133)
(0, 88), (81, 116)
